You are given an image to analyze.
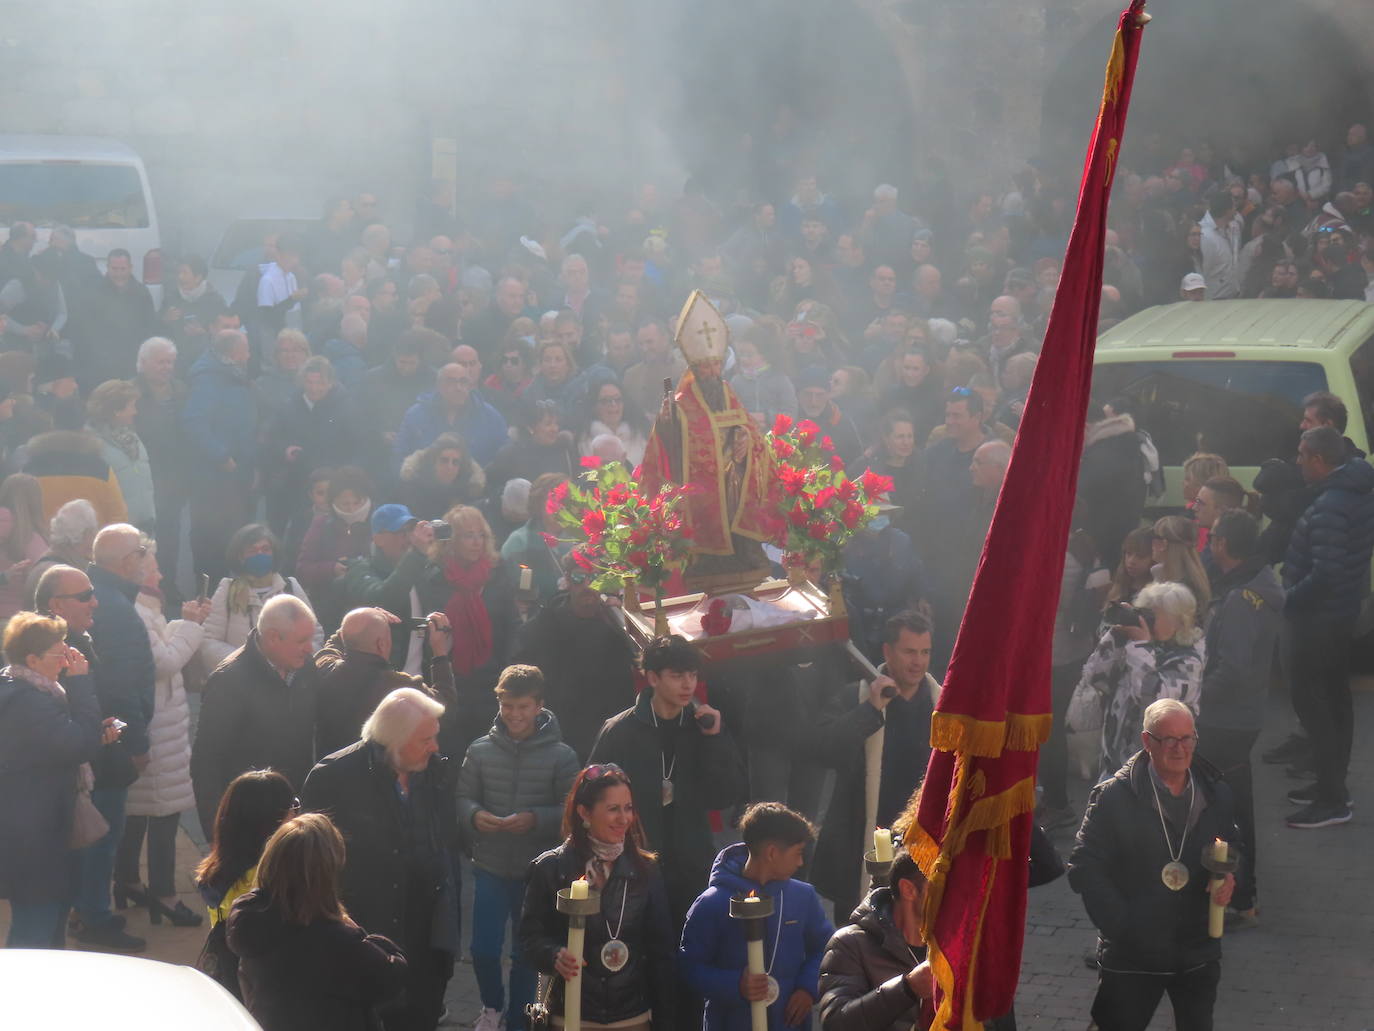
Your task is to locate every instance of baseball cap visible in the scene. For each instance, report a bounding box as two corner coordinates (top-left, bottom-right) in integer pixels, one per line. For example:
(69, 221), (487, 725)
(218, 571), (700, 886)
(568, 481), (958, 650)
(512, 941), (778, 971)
(371, 503), (418, 534)
(1181, 273), (1206, 292)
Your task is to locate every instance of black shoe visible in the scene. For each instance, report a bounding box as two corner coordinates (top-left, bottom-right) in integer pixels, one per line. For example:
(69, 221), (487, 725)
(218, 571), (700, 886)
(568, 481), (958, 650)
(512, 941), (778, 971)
(1287, 784), (1354, 807)
(148, 898), (204, 928)
(113, 881), (151, 911)
(1262, 734), (1309, 764)
(75, 920), (147, 952)
(1285, 801), (1353, 829)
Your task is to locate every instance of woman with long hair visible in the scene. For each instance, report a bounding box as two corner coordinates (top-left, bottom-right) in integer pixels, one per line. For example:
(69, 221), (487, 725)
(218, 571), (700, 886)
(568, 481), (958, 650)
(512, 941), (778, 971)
(575, 381), (650, 469)
(421, 505), (517, 747)
(518, 765), (677, 1031)
(1151, 515), (1212, 617)
(486, 400), (578, 502)
(0, 473), (49, 627)
(525, 340), (585, 422)
(1106, 527), (1156, 606)
(399, 432), (487, 521)
(116, 539), (209, 928)
(200, 523), (322, 669)
(227, 813), (408, 1030)
(862, 410), (924, 539)
(86, 378), (156, 532)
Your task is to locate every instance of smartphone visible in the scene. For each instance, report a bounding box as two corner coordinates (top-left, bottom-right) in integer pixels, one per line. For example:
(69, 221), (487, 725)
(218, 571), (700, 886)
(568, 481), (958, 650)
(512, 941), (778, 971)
(198, 573), (211, 602)
(109, 718), (128, 732)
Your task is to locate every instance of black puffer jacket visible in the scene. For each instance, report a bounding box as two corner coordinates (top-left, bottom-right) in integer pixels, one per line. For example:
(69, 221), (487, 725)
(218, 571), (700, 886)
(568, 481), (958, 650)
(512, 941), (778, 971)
(1067, 752), (1237, 974)
(1073, 414), (1145, 561)
(818, 888), (925, 1031)
(1282, 457), (1374, 620)
(227, 887), (408, 1031)
(518, 844), (677, 1031)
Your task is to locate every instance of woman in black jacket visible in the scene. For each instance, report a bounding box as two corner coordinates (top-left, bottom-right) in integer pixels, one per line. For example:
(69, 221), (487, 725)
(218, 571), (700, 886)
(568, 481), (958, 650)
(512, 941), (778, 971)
(0, 611), (108, 948)
(397, 432), (487, 521)
(519, 765), (677, 1031)
(227, 812), (407, 1031)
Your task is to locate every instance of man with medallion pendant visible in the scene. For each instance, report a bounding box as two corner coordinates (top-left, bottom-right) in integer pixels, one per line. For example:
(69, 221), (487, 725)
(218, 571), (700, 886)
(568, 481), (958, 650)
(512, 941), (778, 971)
(1068, 699), (1238, 1031)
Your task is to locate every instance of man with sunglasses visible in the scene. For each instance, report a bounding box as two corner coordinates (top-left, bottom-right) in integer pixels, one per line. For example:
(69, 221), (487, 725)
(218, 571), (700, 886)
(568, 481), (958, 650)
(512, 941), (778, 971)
(81, 526), (159, 950)
(1069, 699), (1237, 1031)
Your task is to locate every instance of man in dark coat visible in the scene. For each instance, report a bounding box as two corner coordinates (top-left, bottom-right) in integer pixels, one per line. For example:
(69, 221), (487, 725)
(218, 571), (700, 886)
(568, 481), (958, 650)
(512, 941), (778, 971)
(302, 686), (459, 1031)
(588, 635), (746, 927)
(191, 594), (321, 832)
(513, 557), (639, 761)
(1068, 700), (1237, 1031)
(1280, 426), (1374, 829)
(339, 505), (436, 672)
(79, 528), (157, 948)
(314, 606), (455, 758)
(76, 249), (157, 389)
(134, 337), (191, 600)
(1072, 405), (1146, 564)
(813, 612), (935, 925)
(818, 850), (931, 1031)
(352, 330), (434, 481)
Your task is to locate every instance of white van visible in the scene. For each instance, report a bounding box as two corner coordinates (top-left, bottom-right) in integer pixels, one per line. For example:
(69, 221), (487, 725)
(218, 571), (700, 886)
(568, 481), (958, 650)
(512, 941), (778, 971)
(0, 134), (163, 303)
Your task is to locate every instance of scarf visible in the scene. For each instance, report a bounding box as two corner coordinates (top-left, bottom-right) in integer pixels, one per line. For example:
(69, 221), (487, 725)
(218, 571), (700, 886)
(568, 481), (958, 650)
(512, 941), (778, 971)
(443, 557), (493, 675)
(227, 573), (282, 617)
(91, 421), (142, 462)
(178, 280), (208, 303)
(585, 835), (625, 891)
(335, 498), (372, 526)
(6, 664), (94, 792)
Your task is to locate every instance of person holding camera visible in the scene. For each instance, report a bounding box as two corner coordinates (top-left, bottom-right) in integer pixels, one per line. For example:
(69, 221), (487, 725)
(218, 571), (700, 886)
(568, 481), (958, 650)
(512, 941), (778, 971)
(1071, 582), (1205, 781)
(340, 503), (440, 674)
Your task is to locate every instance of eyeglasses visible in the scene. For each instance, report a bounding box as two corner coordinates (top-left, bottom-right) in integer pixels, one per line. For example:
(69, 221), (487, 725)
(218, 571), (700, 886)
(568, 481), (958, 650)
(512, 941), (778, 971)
(584, 763), (625, 781)
(1146, 731), (1198, 749)
(950, 386), (974, 398)
(53, 588), (96, 602)
(598, 394), (624, 405)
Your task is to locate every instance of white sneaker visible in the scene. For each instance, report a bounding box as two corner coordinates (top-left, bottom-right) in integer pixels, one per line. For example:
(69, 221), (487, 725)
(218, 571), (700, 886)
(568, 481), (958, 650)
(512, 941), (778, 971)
(474, 1008), (504, 1031)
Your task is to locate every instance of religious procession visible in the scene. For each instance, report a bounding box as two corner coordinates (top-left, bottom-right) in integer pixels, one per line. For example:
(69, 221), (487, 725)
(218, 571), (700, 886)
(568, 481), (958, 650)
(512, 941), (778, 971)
(7, 0), (1374, 1028)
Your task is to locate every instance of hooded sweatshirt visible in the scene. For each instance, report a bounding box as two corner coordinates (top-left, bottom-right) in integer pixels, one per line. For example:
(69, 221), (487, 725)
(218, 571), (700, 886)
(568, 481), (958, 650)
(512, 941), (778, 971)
(679, 842), (834, 1031)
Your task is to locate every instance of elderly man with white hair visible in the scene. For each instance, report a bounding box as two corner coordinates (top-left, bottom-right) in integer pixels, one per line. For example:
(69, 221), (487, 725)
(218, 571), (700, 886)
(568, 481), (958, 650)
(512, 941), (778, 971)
(1069, 698), (1238, 1031)
(302, 686), (459, 1031)
(190, 592), (321, 833)
(135, 336), (192, 596)
(858, 183), (927, 270)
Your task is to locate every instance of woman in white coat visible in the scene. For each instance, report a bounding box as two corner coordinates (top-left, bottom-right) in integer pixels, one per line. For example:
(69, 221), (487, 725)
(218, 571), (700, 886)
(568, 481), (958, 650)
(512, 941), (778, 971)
(114, 539), (210, 926)
(199, 523), (322, 671)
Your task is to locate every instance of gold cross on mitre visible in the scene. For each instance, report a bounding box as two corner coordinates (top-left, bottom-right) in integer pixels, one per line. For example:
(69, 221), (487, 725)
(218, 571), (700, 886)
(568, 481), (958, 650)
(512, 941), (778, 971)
(675, 290), (729, 365)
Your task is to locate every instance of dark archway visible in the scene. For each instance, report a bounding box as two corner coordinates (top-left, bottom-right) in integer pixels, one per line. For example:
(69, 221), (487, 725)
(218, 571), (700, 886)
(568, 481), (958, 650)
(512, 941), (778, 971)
(1041, 0), (1373, 177)
(661, 0), (916, 207)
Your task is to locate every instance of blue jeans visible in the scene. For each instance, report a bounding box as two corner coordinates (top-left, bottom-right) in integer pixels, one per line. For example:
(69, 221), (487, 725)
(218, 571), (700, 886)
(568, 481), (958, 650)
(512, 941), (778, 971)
(7, 900), (67, 948)
(76, 785), (128, 926)
(470, 866), (535, 1030)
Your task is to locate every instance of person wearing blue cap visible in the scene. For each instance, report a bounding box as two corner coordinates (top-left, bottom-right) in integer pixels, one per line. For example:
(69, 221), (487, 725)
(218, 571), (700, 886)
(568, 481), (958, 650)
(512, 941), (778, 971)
(339, 503), (438, 674)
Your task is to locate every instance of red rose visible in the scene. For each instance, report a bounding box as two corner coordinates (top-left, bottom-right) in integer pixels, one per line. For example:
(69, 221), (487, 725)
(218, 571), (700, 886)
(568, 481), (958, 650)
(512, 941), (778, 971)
(813, 486), (838, 509)
(540, 532), (560, 547)
(796, 420), (820, 446)
(546, 482), (570, 514)
(788, 503), (809, 528)
(830, 453), (845, 472)
(582, 510), (607, 538)
(820, 435), (834, 452)
(841, 501), (863, 528)
(837, 478), (859, 501)
(580, 455), (603, 468)
(772, 413), (794, 436)
(780, 466), (808, 496)
(572, 549), (595, 571)
(771, 437), (796, 460)
(807, 521), (830, 540)
(860, 469), (895, 498)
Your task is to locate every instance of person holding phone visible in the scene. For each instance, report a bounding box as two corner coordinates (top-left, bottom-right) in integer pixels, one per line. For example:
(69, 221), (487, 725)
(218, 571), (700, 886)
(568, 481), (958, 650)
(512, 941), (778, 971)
(0, 610), (114, 948)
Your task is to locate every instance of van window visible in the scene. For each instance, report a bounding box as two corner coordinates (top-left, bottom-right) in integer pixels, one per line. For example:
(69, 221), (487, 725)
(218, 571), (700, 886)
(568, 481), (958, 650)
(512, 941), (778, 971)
(1092, 359), (1327, 466)
(0, 162), (149, 229)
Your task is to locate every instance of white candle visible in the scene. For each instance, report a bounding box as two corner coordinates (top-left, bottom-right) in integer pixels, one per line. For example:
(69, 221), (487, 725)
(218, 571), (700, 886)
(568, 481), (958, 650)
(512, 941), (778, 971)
(744, 895), (767, 1031)
(873, 828), (895, 863)
(1208, 839), (1227, 939)
(566, 878), (589, 1031)
(519, 565), (533, 592)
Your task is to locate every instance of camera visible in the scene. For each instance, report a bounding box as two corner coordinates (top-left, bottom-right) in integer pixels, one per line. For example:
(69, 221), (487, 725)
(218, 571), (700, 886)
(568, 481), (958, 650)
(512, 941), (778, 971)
(1104, 601), (1154, 631)
(408, 617), (432, 632)
(429, 518), (452, 542)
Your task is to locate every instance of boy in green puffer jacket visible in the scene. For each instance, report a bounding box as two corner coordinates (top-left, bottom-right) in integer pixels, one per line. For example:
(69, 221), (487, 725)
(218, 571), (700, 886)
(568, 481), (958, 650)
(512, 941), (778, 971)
(457, 664), (580, 1031)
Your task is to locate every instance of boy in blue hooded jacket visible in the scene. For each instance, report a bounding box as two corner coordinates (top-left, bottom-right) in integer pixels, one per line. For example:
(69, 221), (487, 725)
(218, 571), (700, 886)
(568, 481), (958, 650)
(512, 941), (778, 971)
(680, 803), (834, 1031)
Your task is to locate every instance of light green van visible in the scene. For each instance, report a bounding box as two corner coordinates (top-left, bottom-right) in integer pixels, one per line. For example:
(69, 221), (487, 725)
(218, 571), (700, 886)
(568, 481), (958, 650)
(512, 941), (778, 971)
(1092, 299), (1374, 508)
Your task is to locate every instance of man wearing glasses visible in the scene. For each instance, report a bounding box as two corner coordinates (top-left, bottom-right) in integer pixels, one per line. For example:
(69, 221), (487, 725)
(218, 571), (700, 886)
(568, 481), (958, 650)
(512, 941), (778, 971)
(1068, 699), (1238, 1031)
(76, 526), (158, 950)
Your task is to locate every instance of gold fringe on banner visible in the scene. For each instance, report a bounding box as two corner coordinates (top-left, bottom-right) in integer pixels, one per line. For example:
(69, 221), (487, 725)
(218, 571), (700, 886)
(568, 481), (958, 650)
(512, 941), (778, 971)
(929, 711), (1053, 757)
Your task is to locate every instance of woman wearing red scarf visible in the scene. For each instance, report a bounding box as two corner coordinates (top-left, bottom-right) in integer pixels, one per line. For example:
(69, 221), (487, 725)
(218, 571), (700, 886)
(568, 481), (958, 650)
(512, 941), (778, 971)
(422, 504), (519, 751)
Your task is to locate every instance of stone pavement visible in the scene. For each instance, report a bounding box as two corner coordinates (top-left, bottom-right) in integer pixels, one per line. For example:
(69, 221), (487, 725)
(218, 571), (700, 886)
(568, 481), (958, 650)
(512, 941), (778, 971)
(7, 685), (1373, 1030)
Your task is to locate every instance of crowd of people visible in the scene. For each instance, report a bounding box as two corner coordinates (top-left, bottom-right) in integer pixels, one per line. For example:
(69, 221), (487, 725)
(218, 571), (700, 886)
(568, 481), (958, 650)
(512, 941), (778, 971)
(3, 119), (1374, 1031)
